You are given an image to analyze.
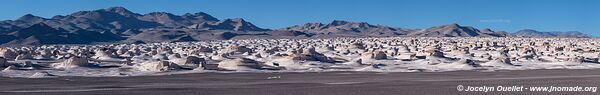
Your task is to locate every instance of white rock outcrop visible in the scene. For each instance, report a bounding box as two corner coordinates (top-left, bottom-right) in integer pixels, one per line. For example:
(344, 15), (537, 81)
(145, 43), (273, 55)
(217, 58), (262, 71)
(58, 56), (91, 68)
(0, 48), (17, 60)
(361, 51), (387, 60)
(5, 37), (600, 78)
(139, 61), (181, 71)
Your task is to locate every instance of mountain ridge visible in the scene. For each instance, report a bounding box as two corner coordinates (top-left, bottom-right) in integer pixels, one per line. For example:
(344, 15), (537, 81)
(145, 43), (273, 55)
(0, 7), (593, 46)
(512, 29), (591, 38)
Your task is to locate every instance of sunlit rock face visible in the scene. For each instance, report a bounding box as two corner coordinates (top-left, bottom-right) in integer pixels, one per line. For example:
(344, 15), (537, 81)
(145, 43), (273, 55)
(57, 56), (91, 68)
(137, 61), (182, 71)
(217, 58), (263, 71)
(3, 37), (600, 78)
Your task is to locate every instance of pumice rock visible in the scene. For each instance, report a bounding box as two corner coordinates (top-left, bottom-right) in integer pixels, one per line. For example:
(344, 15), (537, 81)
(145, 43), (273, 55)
(92, 49), (119, 60)
(139, 61), (181, 71)
(15, 53), (34, 60)
(423, 49), (446, 59)
(29, 71), (57, 78)
(348, 42), (366, 49)
(0, 48), (18, 60)
(397, 45), (410, 53)
(34, 49), (53, 60)
(173, 56), (206, 68)
(4, 37), (600, 78)
(168, 53), (182, 59)
(2, 65), (17, 72)
(568, 56), (585, 63)
(217, 58), (262, 71)
(227, 46), (253, 54)
(444, 59), (479, 68)
(59, 56), (91, 68)
(0, 57), (9, 68)
(198, 46), (214, 53)
(398, 53), (416, 61)
(155, 61), (182, 71)
(285, 48), (335, 63)
(481, 57), (514, 67)
(361, 51), (387, 60)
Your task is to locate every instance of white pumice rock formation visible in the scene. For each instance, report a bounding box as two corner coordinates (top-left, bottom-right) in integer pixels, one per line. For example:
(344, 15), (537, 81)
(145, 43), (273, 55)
(15, 53), (34, 60)
(3, 37), (600, 78)
(57, 56), (91, 68)
(217, 58), (262, 71)
(0, 48), (18, 60)
(137, 61), (182, 71)
(361, 51), (387, 60)
(285, 47), (334, 62)
(28, 71), (57, 78)
(226, 46), (253, 54)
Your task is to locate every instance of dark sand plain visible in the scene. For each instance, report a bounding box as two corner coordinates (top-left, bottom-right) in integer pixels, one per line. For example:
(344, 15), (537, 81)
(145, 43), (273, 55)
(2, 69), (600, 95)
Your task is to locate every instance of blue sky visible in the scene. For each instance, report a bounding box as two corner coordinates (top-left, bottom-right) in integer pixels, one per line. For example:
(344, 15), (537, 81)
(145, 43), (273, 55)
(1, 0), (599, 36)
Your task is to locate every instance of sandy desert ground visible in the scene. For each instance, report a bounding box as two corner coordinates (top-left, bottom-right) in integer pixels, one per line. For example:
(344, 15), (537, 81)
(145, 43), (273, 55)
(1, 69), (600, 95)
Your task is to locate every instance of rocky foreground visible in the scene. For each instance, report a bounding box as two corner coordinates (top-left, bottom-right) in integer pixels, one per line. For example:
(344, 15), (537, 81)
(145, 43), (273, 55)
(2, 37), (600, 78)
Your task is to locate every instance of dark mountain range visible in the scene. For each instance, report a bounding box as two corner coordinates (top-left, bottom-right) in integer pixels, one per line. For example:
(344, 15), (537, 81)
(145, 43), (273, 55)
(0, 7), (593, 46)
(282, 20), (410, 37)
(407, 23), (508, 37)
(1, 23), (124, 46)
(138, 12), (219, 28)
(188, 18), (270, 31)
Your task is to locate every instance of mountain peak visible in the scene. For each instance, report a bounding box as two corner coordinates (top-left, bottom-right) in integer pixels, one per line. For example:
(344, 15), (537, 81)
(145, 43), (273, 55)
(305, 22), (324, 26)
(20, 14), (36, 18)
(481, 28), (493, 32)
(326, 20), (374, 28)
(146, 12), (176, 16)
(105, 6), (129, 12)
(443, 23), (461, 28)
(17, 14), (44, 22)
(225, 18), (246, 22)
(181, 12), (219, 23)
(183, 12), (210, 16)
(103, 6), (137, 17)
(330, 20), (351, 26)
(282, 22), (324, 32)
(207, 18), (269, 31)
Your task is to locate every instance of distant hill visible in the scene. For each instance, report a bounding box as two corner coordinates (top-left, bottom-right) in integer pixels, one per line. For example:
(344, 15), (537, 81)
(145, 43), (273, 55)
(407, 23), (508, 37)
(512, 29), (592, 38)
(281, 20), (410, 37)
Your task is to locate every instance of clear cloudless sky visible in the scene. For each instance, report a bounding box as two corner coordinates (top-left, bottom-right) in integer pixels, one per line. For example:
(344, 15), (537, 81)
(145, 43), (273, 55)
(0, 0), (599, 36)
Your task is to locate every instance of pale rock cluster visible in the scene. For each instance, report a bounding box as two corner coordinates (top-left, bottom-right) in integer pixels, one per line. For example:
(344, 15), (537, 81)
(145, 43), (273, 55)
(2, 37), (600, 78)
